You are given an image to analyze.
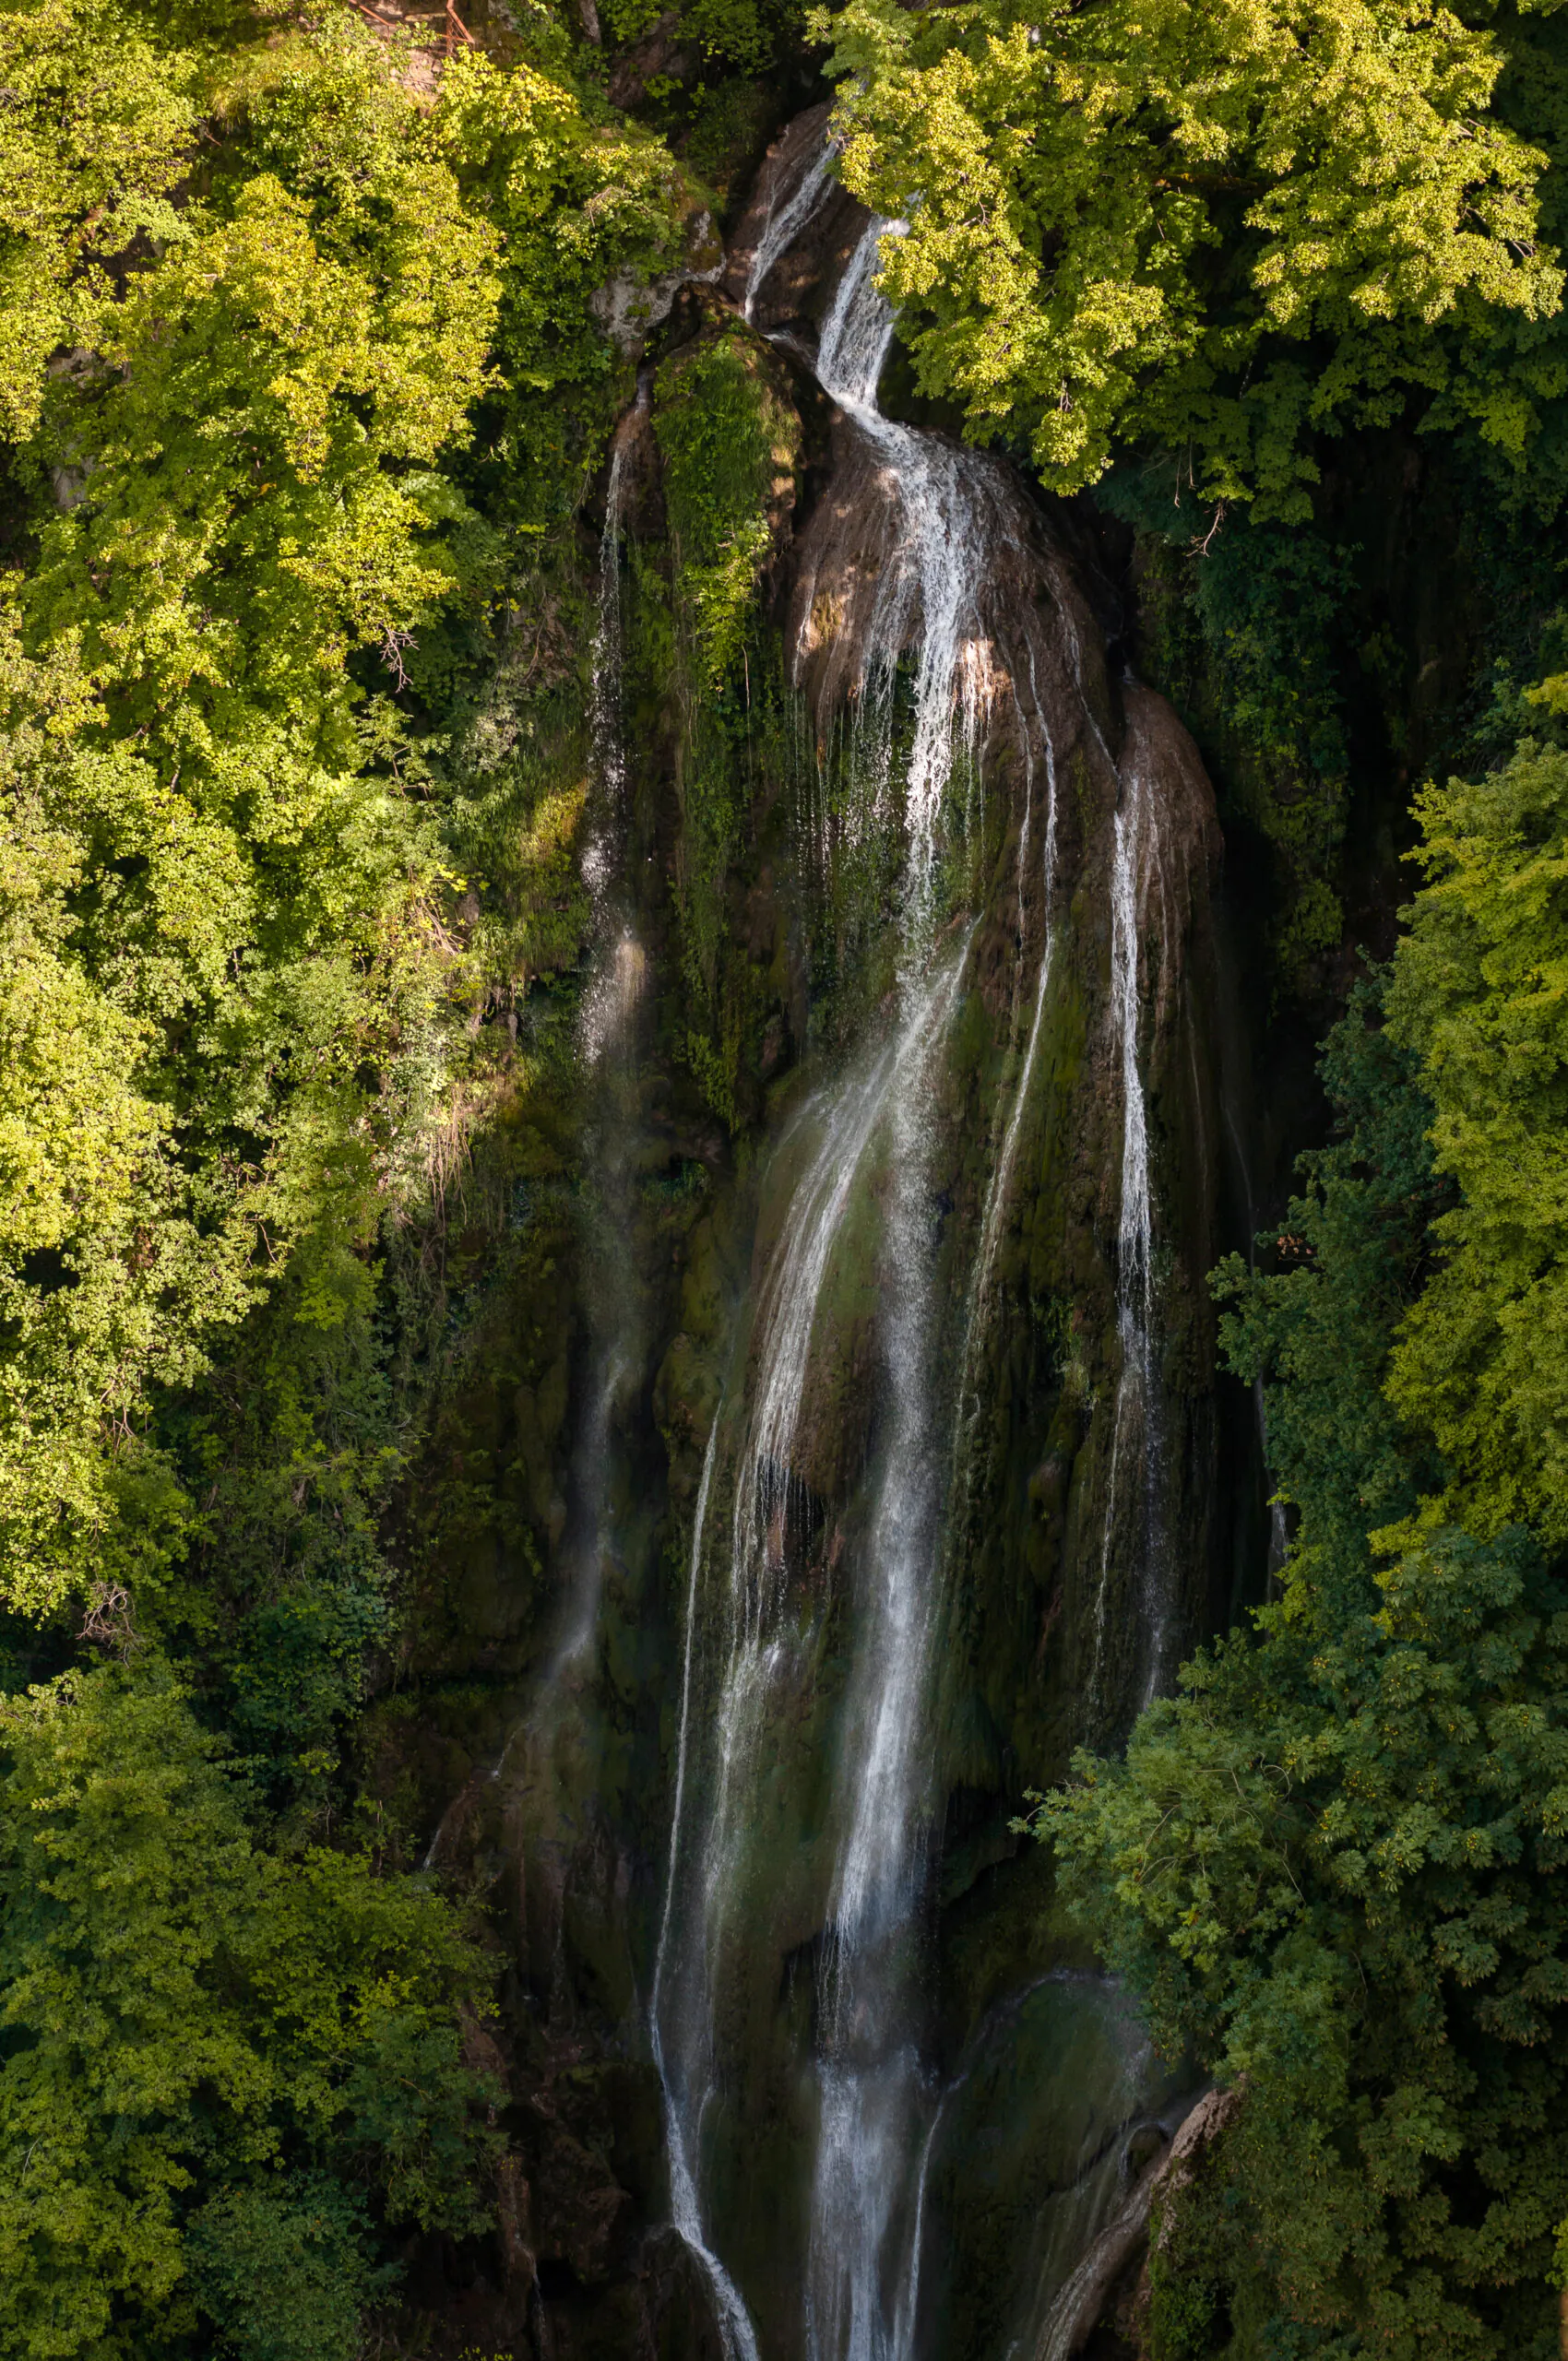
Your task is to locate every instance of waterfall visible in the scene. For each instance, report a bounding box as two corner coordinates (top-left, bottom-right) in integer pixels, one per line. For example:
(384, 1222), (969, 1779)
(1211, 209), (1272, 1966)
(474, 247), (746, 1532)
(1111, 773), (1153, 1355)
(801, 214), (1010, 2361)
(654, 181), (1070, 2361)
(804, 1011), (951, 2361)
(651, 155), (1193, 2361)
(810, 218), (994, 922)
(586, 432), (629, 860)
(652, 956), (967, 2361)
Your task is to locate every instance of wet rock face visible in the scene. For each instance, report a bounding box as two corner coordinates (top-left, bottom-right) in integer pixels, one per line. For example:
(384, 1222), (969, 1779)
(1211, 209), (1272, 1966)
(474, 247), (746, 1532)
(720, 101), (866, 331)
(644, 186), (1230, 2345)
(591, 201), (725, 356)
(785, 421), (1117, 760)
(762, 229), (1228, 1764)
(394, 109), (1252, 2361)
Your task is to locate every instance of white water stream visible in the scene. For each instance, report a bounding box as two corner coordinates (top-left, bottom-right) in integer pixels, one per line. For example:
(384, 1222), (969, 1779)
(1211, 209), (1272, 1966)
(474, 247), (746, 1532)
(742, 136), (839, 325)
(651, 164), (1173, 2361)
(651, 194), (1009, 2360)
(792, 209), (1015, 2361)
(651, 1421), (762, 2361)
(653, 954), (965, 2360)
(805, 218), (997, 922)
(1089, 753), (1170, 1721)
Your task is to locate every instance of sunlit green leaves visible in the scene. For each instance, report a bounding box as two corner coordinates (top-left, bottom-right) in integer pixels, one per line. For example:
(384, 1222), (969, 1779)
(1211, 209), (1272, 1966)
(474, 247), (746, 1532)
(0, 1666), (500, 2360)
(1385, 742), (1568, 1544)
(0, 0), (199, 438)
(814, 0), (1562, 516)
(432, 45), (683, 398)
(0, 18), (504, 1620)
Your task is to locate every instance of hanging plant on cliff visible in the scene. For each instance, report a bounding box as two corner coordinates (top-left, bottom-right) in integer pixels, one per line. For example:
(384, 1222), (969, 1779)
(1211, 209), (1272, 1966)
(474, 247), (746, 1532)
(812, 0), (1564, 520)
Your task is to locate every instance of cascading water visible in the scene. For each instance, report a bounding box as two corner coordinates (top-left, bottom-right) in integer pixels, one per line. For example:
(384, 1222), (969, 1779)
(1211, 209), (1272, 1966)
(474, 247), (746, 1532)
(647, 141), (1210, 2361)
(802, 217), (996, 919)
(395, 95), (1235, 2361)
(651, 1421), (762, 2361)
(653, 955), (967, 2360)
(649, 192), (1016, 2361)
(805, 1039), (951, 2361)
(742, 136), (838, 325)
(799, 214), (1010, 2361)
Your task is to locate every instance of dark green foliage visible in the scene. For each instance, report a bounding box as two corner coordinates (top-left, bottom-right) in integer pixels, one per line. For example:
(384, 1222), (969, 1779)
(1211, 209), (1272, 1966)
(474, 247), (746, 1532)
(1212, 978), (1445, 1591)
(1105, 470), (1355, 983)
(1384, 742), (1568, 1548)
(0, 1665), (501, 2360)
(601, 0), (806, 75)
(1038, 986), (1568, 2356)
(1147, 2236), (1225, 2361)
(674, 77), (781, 213)
(185, 2180), (386, 2361)
(820, 0), (1562, 518)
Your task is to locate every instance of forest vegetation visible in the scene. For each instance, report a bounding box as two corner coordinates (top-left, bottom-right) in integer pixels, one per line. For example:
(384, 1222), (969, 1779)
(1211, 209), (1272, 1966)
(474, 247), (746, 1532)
(0, 0), (1566, 2357)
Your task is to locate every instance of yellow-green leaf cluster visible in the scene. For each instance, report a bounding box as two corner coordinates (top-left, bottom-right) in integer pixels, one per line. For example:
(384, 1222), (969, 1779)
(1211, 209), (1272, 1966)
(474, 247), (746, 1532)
(0, 1665), (499, 2358)
(1385, 741), (1568, 1543)
(816, 0), (1562, 516)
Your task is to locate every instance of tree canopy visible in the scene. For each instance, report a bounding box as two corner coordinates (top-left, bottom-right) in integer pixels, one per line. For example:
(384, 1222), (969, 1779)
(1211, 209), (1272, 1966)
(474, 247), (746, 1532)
(1039, 767), (1568, 2355)
(817, 0), (1567, 516)
(0, 6), (695, 2350)
(0, 1666), (499, 2361)
(1384, 743), (1568, 1547)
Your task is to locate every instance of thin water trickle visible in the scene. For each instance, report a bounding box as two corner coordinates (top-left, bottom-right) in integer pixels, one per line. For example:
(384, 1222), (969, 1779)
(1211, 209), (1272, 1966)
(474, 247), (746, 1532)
(581, 379), (649, 1066)
(480, 377), (656, 2067)
(1088, 755), (1171, 1723)
(1111, 772), (1153, 1343)
(552, 393), (648, 1688)
(742, 137), (839, 321)
(802, 945), (972, 2360)
(651, 1423), (762, 2361)
(583, 432), (629, 893)
(959, 659), (1062, 1404)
